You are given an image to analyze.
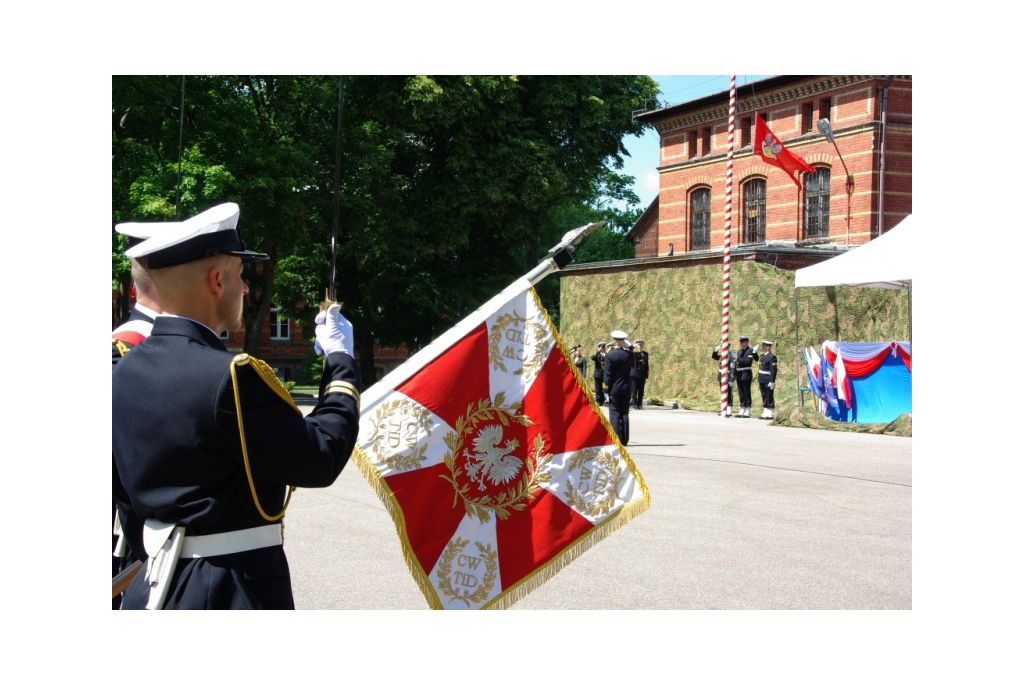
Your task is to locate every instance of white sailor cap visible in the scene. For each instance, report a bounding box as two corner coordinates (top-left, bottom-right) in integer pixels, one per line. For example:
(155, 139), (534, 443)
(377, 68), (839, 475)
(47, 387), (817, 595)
(611, 330), (628, 340)
(596, 342), (606, 348)
(739, 335), (749, 341)
(117, 203), (268, 269)
(761, 340), (774, 346)
(636, 339), (645, 344)
(116, 220), (181, 251)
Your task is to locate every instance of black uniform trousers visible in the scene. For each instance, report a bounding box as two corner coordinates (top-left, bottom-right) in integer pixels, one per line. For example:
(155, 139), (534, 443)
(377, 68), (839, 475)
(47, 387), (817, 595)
(603, 347), (633, 446)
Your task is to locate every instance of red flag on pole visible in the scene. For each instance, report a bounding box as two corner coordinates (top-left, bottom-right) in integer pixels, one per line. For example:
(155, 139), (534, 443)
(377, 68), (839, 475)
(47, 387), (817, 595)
(755, 114), (814, 189)
(353, 282), (649, 609)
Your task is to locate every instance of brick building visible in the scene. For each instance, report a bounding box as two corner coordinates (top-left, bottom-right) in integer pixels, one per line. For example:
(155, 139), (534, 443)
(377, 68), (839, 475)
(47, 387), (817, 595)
(629, 75), (912, 255)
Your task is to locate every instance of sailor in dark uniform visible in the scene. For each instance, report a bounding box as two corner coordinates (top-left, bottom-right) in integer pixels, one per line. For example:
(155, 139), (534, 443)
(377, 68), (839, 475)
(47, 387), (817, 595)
(758, 340), (778, 420)
(112, 203), (361, 610)
(570, 344), (587, 379)
(712, 343), (737, 417)
(112, 222), (169, 364)
(112, 233), (166, 607)
(603, 330), (634, 445)
(630, 339), (650, 409)
(112, 264), (160, 364)
(734, 335), (759, 418)
(591, 342), (607, 405)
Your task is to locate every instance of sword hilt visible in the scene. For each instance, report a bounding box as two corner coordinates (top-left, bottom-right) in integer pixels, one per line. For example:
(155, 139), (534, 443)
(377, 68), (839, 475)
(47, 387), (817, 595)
(320, 288), (342, 312)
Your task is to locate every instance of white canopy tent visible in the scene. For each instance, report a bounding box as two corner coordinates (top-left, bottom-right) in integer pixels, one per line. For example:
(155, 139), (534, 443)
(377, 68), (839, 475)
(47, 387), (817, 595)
(793, 214), (913, 404)
(794, 214), (913, 290)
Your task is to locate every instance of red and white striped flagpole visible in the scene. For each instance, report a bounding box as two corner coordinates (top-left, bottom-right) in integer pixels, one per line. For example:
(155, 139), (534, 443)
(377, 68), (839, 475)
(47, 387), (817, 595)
(720, 76), (736, 417)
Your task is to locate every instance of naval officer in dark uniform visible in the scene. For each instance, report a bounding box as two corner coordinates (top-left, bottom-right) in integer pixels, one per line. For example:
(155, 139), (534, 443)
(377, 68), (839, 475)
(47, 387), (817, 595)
(630, 339), (650, 409)
(112, 203), (361, 610)
(757, 340), (778, 420)
(734, 335), (759, 418)
(591, 342), (607, 405)
(603, 329), (634, 446)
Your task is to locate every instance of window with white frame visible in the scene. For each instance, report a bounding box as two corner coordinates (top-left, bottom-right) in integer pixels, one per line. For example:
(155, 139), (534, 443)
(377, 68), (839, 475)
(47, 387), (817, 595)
(270, 306), (290, 340)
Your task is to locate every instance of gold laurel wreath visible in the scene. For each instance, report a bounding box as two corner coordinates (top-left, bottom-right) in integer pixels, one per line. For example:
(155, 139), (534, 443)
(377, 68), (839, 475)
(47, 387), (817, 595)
(440, 394), (551, 523)
(365, 399), (435, 472)
(436, 537), (499, 607)
(487, 310), (547, 380)
(563, 447), (627, 518)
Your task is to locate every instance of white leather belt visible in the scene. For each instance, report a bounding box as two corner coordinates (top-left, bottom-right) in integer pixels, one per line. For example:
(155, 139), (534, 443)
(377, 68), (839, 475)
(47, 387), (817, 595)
(180, 523), (283, 558)
(759, 370), (772, 374)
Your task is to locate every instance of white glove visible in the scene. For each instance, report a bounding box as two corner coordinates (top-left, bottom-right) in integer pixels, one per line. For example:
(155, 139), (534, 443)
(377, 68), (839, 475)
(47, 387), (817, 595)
(768, 382), (774, 390)
(752, 345), (760, 355)
(314, 303), (353, 356)
(714, 344), (721, 353)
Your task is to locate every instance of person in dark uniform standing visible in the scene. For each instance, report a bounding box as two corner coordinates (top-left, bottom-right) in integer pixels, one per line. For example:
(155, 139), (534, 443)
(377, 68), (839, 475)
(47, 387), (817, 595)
(712, 342), (737, 417)
(603, 330), (634, 445)
(570, 344), (587, 378)
(631, 339), (650, 409)
(591, 342), (607, 406)
(112, 261), (159, 361)
(758, 340), (778, 420)
(112, 203), (362, 610)
(734, 335), (759, 418)
(112, 243), (165, 608)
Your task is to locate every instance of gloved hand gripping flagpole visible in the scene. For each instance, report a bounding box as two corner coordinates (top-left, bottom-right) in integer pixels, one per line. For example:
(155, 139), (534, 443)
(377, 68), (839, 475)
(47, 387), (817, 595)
(359, 221), (604, 409)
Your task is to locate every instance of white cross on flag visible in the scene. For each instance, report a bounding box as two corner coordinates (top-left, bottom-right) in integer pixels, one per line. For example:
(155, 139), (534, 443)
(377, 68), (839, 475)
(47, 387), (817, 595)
(353, 283), (650, 609)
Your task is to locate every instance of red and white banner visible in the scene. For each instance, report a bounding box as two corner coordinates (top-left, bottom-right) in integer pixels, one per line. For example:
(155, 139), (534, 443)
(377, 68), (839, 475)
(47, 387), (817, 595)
(754, 114), (815, 189)
(353, 284), (649, 609)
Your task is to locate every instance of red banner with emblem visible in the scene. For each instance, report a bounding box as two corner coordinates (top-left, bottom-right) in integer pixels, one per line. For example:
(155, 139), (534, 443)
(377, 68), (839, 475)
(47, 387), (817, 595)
(755, 114), (814, 189)
(353, 285), (649, 609)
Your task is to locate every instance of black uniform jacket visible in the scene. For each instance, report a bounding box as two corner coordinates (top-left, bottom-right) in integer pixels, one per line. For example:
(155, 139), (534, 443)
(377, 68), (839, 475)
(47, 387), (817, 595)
(112, 316), (361, 609)
(712, 348), (736, 384)
(758, 351), (778, 384)
(631, 351), (650, 379)
(603, 346), (634, 397)
(590, 352), (605, 379)
(735, 347), (759, 381)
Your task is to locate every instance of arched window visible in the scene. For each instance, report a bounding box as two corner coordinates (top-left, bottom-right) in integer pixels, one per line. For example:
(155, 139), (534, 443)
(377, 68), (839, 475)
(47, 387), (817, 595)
(804, 167), (830, 239)
(690, 187), (711, 250)
(742, 178), (766, 244)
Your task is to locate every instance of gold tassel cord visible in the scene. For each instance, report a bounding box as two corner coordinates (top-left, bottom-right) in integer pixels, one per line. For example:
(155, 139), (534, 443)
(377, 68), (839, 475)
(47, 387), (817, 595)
(230, 354), (297, 522)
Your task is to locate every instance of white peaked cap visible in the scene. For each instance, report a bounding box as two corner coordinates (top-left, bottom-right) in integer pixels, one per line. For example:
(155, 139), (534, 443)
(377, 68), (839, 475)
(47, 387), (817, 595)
(118, 203), (267, 268)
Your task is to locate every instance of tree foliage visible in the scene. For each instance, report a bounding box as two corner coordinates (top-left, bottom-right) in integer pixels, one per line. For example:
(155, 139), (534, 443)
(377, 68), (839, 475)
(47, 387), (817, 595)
(112, 75), (658, 380)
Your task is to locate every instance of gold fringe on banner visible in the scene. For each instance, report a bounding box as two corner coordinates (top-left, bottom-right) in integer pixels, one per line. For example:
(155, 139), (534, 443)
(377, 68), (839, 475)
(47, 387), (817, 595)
(350, 287), (651, 610)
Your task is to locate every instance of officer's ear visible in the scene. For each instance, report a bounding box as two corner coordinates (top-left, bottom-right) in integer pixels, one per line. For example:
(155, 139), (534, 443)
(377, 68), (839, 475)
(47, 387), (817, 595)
(205, 257), (229, 299)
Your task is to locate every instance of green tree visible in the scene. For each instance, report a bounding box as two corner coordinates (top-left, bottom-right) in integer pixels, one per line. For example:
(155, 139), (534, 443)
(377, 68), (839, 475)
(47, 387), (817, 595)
(113, 76), (657, 382)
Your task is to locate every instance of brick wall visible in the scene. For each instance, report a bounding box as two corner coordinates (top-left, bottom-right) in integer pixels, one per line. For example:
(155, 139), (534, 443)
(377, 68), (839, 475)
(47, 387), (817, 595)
(636, 76), (912, 254)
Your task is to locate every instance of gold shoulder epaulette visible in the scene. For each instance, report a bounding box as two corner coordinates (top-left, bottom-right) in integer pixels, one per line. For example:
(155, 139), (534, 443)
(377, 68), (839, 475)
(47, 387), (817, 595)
(232, 353), (300, 414)
(228, 353), (297, 522)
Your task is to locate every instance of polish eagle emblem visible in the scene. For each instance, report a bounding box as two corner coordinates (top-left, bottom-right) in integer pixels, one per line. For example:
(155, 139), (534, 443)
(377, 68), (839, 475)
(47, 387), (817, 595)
(464, 424), (523, 491)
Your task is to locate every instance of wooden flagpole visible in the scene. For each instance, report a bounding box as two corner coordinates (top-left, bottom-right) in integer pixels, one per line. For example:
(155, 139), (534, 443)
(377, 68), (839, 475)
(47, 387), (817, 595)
(720, 76), (736, 417)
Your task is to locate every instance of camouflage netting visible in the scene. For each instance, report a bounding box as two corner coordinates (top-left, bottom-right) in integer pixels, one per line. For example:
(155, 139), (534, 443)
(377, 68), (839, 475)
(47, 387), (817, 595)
(559, 260), (911, 437)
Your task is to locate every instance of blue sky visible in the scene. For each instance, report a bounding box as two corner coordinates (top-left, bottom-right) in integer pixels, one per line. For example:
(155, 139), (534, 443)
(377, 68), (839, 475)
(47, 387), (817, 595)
(616, 75), (773, 211)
